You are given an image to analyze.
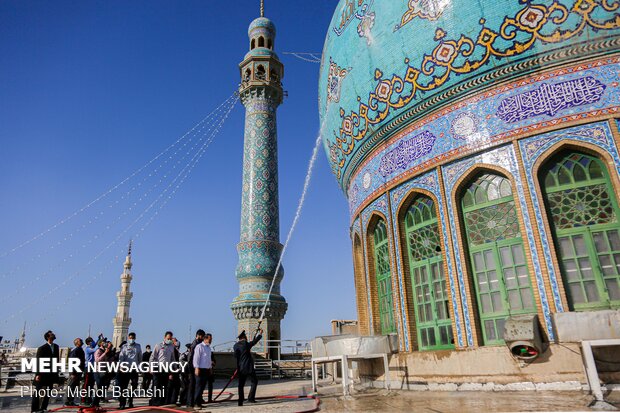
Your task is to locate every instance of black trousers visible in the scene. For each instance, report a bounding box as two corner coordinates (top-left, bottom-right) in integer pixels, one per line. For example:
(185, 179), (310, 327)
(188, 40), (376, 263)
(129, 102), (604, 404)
(142, 373), (152, 390)
(179, 373), (190, 406)
(64, 373), (82, 405)
(186, 372), (197, 406)
(117, 372), (139, 408)
(31, 379), (53, 412)
(150, 373), (169, 406)
(82, 372), (94, 404)
(194, 368), (214, 406)
(237, 372), (258, 406)
(92, 372), (111, 407)
(165, 373), (180, 405)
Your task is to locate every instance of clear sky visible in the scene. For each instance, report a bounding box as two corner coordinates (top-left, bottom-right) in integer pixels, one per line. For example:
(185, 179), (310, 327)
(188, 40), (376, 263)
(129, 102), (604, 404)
(0, 0), (355, 350)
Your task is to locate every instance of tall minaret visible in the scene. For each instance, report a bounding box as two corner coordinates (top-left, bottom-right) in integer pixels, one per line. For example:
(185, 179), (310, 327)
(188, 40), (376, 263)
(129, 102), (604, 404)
(231, 0), (287, 354)
(112, 241), (133, 349)
(16, 322), (26, 351)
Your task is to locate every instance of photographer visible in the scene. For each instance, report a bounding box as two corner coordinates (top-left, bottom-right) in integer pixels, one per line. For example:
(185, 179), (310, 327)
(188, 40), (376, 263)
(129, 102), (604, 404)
(92, 339), (114, 407)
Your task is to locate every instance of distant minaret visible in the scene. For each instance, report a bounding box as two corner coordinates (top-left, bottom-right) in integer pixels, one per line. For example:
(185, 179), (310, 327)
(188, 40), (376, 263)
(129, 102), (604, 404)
(231, 0), (287, 354)
(16, 322), (26, 351)
(112, 241), (134, 348)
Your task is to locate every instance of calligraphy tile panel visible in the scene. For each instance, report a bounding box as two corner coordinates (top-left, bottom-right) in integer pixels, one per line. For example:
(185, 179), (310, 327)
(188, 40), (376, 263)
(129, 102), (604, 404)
(348, 58), (619, 219)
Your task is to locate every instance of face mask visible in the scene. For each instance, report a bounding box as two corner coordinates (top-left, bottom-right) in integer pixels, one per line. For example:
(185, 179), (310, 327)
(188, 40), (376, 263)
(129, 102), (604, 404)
(164, 339), (172, 345)
(128, 339), (135, 345)
(90, 342), (96, 348)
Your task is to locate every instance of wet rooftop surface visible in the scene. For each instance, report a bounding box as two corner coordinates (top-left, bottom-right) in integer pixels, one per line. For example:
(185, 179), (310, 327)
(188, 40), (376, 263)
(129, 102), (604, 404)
(1, 379), (619, 412)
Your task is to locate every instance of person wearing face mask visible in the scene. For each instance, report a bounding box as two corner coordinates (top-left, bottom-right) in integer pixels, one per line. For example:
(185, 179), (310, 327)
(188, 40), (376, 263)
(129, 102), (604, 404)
(141, 344), (152, 391)
(149, 331), (175, 406)
(186, 329), (205, 407)
(193, 333), (216, 408)
(165, 338), (182, 405)
(118, 332), (142, 409)
(31, 330), (60, 413)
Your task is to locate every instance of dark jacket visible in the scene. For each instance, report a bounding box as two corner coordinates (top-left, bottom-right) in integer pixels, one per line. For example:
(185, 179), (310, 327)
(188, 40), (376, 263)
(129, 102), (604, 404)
(233, 334), (262, 375)
(69, 346), (86, 372)
(35, 342), (60, 384)
(180, 350), (191, 374)
(188, 338), (201, 370)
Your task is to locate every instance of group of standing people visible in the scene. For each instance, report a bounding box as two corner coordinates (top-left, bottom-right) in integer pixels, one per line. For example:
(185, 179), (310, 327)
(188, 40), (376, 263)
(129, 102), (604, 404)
(30, 327), (264, 412)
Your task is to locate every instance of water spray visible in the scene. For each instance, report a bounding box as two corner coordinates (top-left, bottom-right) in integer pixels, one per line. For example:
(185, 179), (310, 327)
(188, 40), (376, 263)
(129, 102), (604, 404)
(256, 132), (323, 330)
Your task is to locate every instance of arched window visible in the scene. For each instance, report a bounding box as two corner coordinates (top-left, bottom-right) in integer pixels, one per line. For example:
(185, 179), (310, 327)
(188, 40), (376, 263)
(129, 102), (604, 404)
(268, 38), (273, 49)
(251, 38), (256, 50)
(258, 36), (265, 48)
(353, 234), (370, 335)
(541, 151), (620, 310)
(244, 68), (251, 82)
(372, 218), (396, 334)
(461, 173), (536, 345)
(256, 65), (266, 81)
(270, 69), (279, 82)
(404, 196), (453, 350)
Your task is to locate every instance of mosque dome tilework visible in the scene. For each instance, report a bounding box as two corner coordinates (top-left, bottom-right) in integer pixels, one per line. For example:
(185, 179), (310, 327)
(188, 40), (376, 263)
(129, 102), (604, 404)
(319, 0), (620, 194)
(249, 17), (276, 36)
(320, 0), (620, 357)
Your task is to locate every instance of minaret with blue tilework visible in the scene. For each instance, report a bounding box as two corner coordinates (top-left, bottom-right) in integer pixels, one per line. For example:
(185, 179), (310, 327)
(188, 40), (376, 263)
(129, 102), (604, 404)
(231, 6), (287, 354)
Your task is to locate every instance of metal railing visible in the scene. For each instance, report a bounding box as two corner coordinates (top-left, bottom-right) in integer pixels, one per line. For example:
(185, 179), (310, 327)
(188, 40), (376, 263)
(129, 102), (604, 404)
(212, 339), (312, 379)
(212, 339), (310, 355)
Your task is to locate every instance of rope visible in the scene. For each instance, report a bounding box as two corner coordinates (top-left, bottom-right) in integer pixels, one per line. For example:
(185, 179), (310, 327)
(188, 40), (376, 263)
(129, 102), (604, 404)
(282, 52), (322, 63)
(2, 94), (239, 325)
(0, 93), (238, 300)
(29, 94), (238, 327)
(0, 91), (238, 260)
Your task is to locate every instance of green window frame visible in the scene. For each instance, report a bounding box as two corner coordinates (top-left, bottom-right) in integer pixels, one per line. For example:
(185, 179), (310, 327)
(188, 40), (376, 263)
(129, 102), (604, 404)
(462, 173), (537, 345)
(404, 196), (454, 350)
(373, 219), (396, 335)
(541, 152), (620, 310)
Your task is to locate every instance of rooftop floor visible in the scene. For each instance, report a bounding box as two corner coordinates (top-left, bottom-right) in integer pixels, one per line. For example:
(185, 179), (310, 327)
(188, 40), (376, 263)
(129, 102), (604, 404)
(1, 379), (618, 412)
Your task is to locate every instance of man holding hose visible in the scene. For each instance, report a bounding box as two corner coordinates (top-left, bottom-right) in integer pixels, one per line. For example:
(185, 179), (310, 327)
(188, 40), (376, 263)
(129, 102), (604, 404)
(233, 329), (263, 406)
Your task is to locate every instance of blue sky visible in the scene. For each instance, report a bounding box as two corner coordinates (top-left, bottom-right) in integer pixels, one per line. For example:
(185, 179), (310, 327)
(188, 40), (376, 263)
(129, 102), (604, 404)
(0, 0), (354, 349)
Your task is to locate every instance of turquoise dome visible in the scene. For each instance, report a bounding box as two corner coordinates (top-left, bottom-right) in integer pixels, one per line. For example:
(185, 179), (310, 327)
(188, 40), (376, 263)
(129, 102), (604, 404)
(249, 17), (276, 37)
(319, 0), (620, 191)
